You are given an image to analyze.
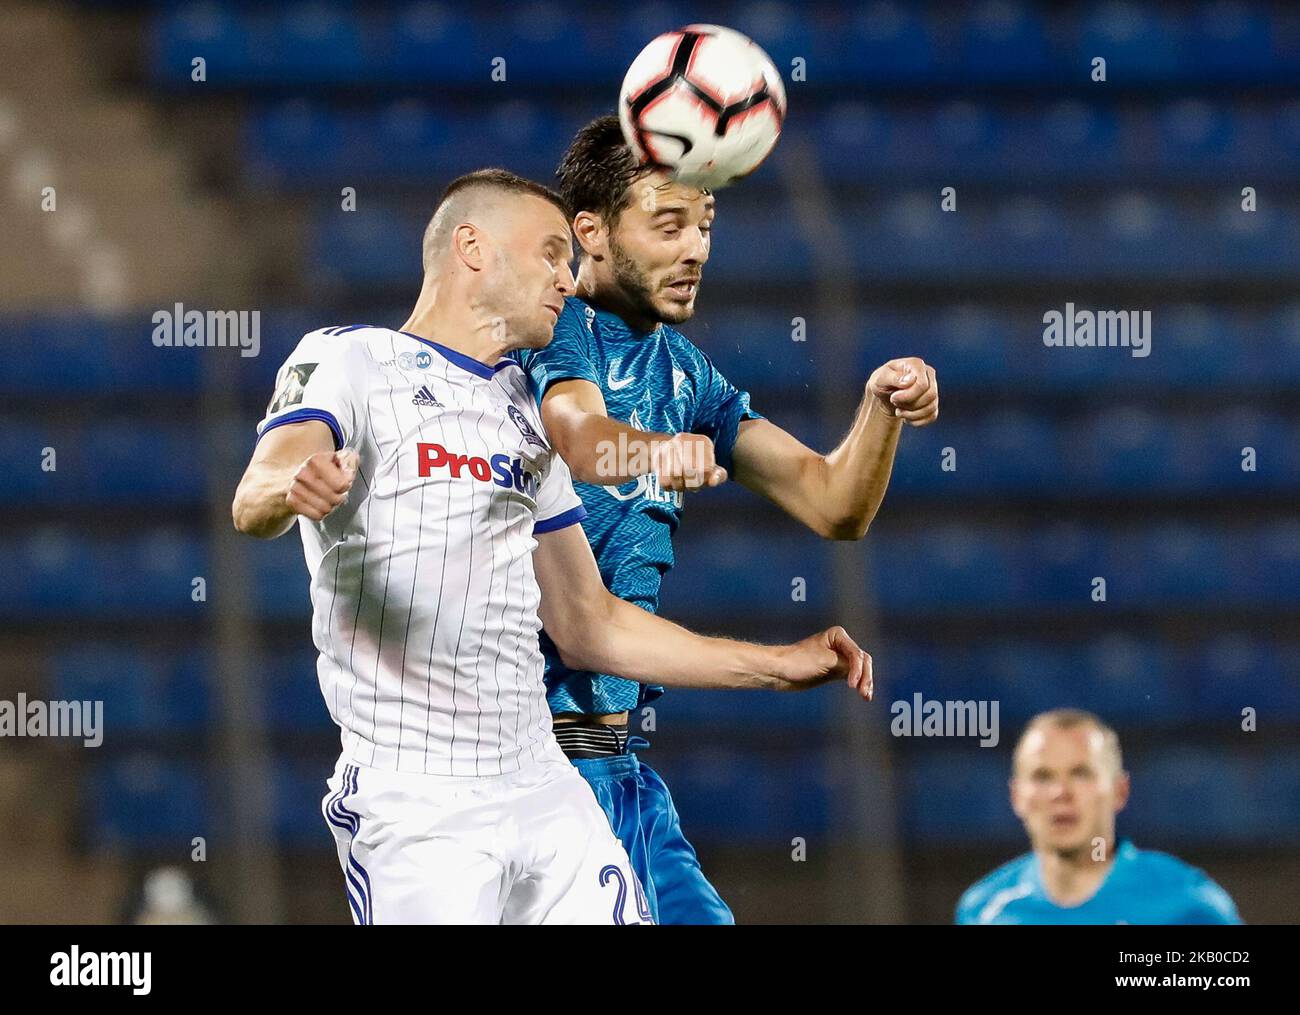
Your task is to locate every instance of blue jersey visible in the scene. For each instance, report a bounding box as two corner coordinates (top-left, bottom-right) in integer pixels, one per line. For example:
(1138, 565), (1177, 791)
(517, 296), (762, 715)
(956, 839), (1242, 925)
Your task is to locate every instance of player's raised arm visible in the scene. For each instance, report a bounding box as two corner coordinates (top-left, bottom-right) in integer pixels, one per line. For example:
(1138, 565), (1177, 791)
(730, 357), (938, 541)
(533, 522), (871, 698)
(232, 422), (358, 538)
(542, 378), (726, 491)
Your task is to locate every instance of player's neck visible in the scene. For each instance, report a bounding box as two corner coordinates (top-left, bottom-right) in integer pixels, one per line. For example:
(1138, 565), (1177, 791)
(1036, 837), (1117, 906)
(575, 270), (660, 335)
(401, 289), (510, 367)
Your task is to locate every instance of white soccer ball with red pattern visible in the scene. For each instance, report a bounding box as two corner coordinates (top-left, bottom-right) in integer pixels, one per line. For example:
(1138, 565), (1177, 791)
(618, 24), (787, 190)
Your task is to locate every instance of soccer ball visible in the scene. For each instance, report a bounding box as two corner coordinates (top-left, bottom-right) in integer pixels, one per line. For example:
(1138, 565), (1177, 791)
(618, 24), (786, 190)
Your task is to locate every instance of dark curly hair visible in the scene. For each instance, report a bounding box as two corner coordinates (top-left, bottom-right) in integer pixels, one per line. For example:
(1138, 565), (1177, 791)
(555, 115), (652, 227)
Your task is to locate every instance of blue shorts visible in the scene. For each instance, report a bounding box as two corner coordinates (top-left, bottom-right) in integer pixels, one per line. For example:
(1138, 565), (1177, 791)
(570, 752), (734, 925)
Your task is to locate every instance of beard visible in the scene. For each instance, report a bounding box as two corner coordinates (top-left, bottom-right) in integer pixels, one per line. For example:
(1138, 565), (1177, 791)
(608, 235), (693, 326)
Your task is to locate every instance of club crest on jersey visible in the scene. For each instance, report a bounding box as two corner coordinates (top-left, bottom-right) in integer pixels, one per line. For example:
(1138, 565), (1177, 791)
(416, 442), (539, 497)
(507, 405), (546, 450)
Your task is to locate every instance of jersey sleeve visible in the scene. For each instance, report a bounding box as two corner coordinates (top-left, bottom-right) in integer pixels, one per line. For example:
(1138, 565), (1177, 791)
(256, 330), (367, 450)
(533, 449), (587, 534)
(689, 347), (764, 473)
(1183, 875), (1243, 925)
(954, 886), (983, 925)
(518, 300), (601, 402)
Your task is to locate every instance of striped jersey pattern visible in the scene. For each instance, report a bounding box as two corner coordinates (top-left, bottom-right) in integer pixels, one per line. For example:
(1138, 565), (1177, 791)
(257, 325), (585, 776)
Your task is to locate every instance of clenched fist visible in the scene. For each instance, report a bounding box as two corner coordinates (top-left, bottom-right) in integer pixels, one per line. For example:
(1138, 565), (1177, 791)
(652, 432), (727, 492)
(286, 449), (359, 521)
(868, 357), (939, 426)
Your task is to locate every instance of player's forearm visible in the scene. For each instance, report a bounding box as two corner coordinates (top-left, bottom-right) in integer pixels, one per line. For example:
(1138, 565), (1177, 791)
(554, 412), (671, 486)
(560, 593), (791, 691)
(816, 393), (904, 540)
(232, 463), (299, 539)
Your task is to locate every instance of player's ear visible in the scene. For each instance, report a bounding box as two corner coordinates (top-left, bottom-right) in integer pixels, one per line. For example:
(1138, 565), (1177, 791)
(1008, 776), (1026, 818)
(572, 211), (606, 259)
(1112, 771), (1131, 813)
(451, 222), (485, 271)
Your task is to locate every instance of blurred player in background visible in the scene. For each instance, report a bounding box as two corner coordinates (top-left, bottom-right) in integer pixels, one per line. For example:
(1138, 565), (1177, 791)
(231, 169), (871, 924)
(956, 709), (1241, 924)
(517, 116), (939, 924)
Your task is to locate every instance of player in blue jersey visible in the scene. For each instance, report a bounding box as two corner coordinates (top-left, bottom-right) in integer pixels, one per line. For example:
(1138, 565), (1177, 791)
(516, 117), (939, 924)
(957, 709), (1241, 925)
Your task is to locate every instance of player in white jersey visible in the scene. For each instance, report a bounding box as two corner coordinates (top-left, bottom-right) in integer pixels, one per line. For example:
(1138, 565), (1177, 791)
(232, 169), (872, 924)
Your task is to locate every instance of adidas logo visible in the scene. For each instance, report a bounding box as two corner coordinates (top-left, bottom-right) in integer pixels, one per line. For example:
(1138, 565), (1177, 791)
(412, 385), (442, 408)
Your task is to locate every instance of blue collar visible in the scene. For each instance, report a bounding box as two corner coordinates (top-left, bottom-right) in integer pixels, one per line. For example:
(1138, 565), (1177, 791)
(576, 298), (663, 341)
(399, 331), (513, 380)
(1031, 838), (1133, 907)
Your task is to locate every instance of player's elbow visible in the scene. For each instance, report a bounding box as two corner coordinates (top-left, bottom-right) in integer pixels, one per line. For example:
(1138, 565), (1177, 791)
(561, 455), (605, 487)
(548, 628), (596, 673)
(231, 500), (266, 538)
(231, 484), (280, 539)
(820, 513), (872, 541)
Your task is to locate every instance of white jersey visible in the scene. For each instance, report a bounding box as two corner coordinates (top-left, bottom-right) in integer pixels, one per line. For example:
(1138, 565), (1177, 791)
(257, 325), (586, 777)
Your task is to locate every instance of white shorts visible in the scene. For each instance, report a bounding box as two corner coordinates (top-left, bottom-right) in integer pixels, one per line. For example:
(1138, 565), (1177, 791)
(321, 754), (652, 925)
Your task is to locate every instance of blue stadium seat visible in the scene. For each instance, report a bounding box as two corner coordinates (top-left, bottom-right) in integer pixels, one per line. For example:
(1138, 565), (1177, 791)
(1023, 523), (1107, 605)
(957, 3), (1052, 80)
(308, 204), (422, 290)
(51, 645), (211, 731)
(1157, 100), (1238, 166)
(266, 3), (366, 82)
(248, 534), (313, 618)
(663, 525), (830, 613)
(1254, 522), (1300, 602)
(646, 747), (831, 840)
(834, 3), (936, 83)
(0, 529), (206, 617)
(902, 750), (1020, 843)
(88, 755), (211, 848)
(384, 4), (496, 83)
(728, 1), (816, 81)
(687, 307), (821, 393)
(1193, 635), (1300, 719)
(1067, 407), (1180, 490)
(877, 524), (1022, 608)
(1266, 302), (1300, 381)
(1105, 524), (1229, 605)
(978, 640), (1079, 720)
(244, 102), (345, 186)
(1084, 633), (1183, 722)
(0, 424), (74, 503)
(83, 423), (205, 502)
(263, 647), (334, 731)
(274, 756), (331, 845)
(151, 1), (254, 83)
(978, 411), (1062, 491)
(1077, 4), (1184, 80)
(1126, 749), (1279, 842)
(1187, 2), (1279, 79)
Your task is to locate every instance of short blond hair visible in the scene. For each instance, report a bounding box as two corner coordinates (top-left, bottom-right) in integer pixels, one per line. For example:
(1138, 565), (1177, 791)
(1013, 708), (1124, 776)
